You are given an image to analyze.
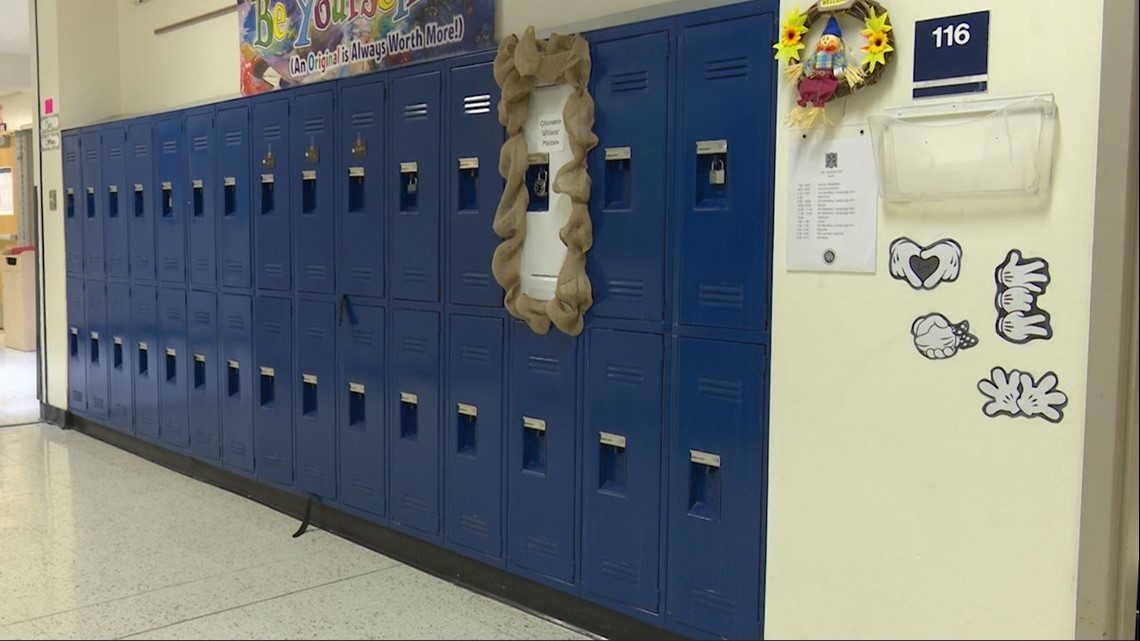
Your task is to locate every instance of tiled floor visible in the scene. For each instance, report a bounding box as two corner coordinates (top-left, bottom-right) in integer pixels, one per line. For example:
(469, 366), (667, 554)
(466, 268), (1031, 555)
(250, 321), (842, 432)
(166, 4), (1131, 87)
(0, 331), (40, 426)
(0, 423), (593, 640)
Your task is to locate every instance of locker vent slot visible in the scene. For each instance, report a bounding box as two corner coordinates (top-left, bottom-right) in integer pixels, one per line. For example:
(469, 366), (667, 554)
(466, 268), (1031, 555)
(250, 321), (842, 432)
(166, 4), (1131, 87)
(92, 397), (106, 411)
(262, 320), (283, 335)
(162, 141), (177, 154)
(227, 315), (246, 331)
(302, 376), (318, 416)
(607, 279), (645, 301)
(349, 385), (366, 427)
(302, 171), (317, 213)
(460, 514), (488, 537)
(351, 111), (374, 128)
(303, 325), (326, 340)
(402, 494), (428, 513)
(350, 330), (375, 347)
(697, 283), (744, 310)
(193, 311), (210, 325)
(228, 361), (240, 397)
(108, 147), (123, 160)
(193, 135), (209, 150)
(71, 389), (84, 404)
(605, 364), (645, 386)
(263, 263), (284, 278)
(262, 124), (282, 140)
(113, 340), (124, 370)
(599, 438), (627, 495)
(457, 408), (477, 455)
(400, 395), (418, 439)
(461, 272), (490, 288)
(134, 144), (149, 156)
(525, 535), (558, 560)
(303, 118), (325, 135)
(260, 369), (275, 407)
(463, 94), (492, 114)
(349, 267), (374, 281)
(193, 429), (214, 449)
(225, 131), (242, 146)
(86, 189), (96, 219)
(688, 459), (722, 520)
(601, 558), (638, 584)
(401, 336), (427, 353)
(704, 56), (749, 80)
(522, 420), (547, 474)
(134, 188), (145, 218)
(86, 149), (98, 161)
(305, 265), (327, 280)
(401, 267), (427, 284)
(526, 355), (559, 374)
(611, 70), (649, 93)
(404, 102), (429, 120)
(224, 180), (237, 216)
(138, 344), (149, 375)
(229, 440), (247, 458)
(193, 354), (206, 389)
(460, 345), (489, 363)
(351, 479), (374, 495)
(697, 375), (742, 402)
(108, 189), (119, 218)
(692, 588), (737, 615)
(303, 463), (322, 479)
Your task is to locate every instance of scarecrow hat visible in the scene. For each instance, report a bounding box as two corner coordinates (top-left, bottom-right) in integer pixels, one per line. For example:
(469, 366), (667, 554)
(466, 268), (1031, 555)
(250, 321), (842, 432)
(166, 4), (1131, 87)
(822, 16), (843, 39)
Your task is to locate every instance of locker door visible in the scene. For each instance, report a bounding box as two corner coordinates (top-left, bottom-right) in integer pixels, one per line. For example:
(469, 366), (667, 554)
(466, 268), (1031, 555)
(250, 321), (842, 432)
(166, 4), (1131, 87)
(217, 104), (253, 290)
(155, 117), (188, 284)
(668, 338), (765, 639)
(254, 296), (294, 486)
(447, 58), (503, 308)
(588, 32), (670, 321)
(103, 126), (131, 279)
(253, 98), (292, 291)
(187, 109), (217, 287)
(81, 129), (105, 277)
(292, 89), (336, 294)
(159, 287), (190, 451)
(295, 298), (337, 498)
(66, 277), (86, 413)
(678, 17), (772, 331)
(85, 280), (110, 420)
(507, 324), (578, 582)
(131, 284), (160, 439)
(390, 70), (441, 302)
(390, 309), (441, 535)
(338, 300), (386, 517)
(188, 290), (220, 461)
(128, 120), (157, 281)
(63, 132), (84, 275)
(446, 315), (504, 558)
(338, 80), (386, 299)
(583, 329), (663, 610)
(220, 294), (254, 472)
(107, 282), (134, 434)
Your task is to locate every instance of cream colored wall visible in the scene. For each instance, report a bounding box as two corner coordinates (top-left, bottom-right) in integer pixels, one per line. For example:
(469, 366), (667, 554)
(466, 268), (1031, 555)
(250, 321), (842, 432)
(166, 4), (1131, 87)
(0, 92), (35, 130)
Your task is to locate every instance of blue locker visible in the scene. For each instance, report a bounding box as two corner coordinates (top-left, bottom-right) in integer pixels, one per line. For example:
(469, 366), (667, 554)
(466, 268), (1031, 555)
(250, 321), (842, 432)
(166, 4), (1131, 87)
(295, 298), (337, 498)
(188, 290), (220, 461)
(446, 314), (504, 558)
(390, 69), (441, 302)
(155, 116), (188, 284)
(158, 287), (190, 451)
(107, 282), (134, 434)
(84, 280), (110, 420)
(187, 108), (217, 287)
(677, 16), (772, 331)
(447, 56), (503, 308)
(668, 338), (766, 639)
(102, 126), (131, 279)
(81, 130), (105, 277)
(127, 120), (157, 281)
(217, 104), (252, 290)
(291, 89), (336, 294)
(63, 132), (84, 275)
(254, 296), (294, 486)
(338, 299), (386, 517)
(507, 323), (578, 583)
(587, 32), (670, 322)
(131, 284), (160, 440)
(337, 79), (386, 299)
(583, 329), (663, 611)
(66, 277), (86, 413)
(253, 97), (292, 291)
(220, 294), (254, 472)
(390, 309), (441, 535)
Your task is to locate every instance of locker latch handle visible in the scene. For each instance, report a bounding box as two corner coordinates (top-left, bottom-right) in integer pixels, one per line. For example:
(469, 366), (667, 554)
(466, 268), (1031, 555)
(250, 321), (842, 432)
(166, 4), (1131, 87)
(86, 187), (95, 195)
(349, 382), (366, 394)
(458, 157), (479, 170)
(522, 416), (546, 432)
(400, 391), (418, 405)
(223, 177), (237, 187)
(689, 449), (721, 468)
(302, 170), (317, 181)
(348, 166), (365, 178)
(134, 184), (144, 193)
(108, 185), (119, 194)
(191, 179), (204, 189)
(599, 431), (626, 448)
(457, 403), (478, 417)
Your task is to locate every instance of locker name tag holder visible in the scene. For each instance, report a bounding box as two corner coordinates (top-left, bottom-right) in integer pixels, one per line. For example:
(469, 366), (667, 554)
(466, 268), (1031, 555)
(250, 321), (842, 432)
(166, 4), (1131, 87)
(349, 382), (366, 394)
(259, 366), (275, 377)
(457, 402), (478, 417)
(605, 147), (632, 161)
(400, 391), (418, 405)
(689, 449), (721, 468)
(523, 416), (547, 432)
(261, 174), (274, 184)
(113, 337), (123, 346)
(166, 347), (177, 357)
(194, 353), (206, 363)
(227, 360), (239, 369)
(90, 331), (99, 339)
(599, 431), (627, 448)
(70, 327), (78, 335)
(302, 373), (318, 385)
(134, 184), (144, 193)
(301, 170), (317, 181)
(86, 187), (95, 195)
(191, 179), (204, 189)
(223, 177), (237, 187)
(138, 341), (148, 351)
(108, 185), (118, 194)
(348, 166), (365, 178)
(458, 157), (479, 170)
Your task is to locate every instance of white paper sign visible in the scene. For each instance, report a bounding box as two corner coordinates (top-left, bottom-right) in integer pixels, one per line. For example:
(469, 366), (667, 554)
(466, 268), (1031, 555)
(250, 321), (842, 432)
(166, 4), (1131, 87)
(787, 127), (878, 273)
(537, 114), (565, 152)
(0, 168), (13, 216)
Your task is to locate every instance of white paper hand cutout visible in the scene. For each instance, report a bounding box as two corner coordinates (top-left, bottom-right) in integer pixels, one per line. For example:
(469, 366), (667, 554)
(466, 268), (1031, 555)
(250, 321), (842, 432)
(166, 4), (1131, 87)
(998, 310), (1054, 344)
(996, 286), (1035, 314)
(889, 237), (924, 289)
(997, 250), (1050, 294)
(978, 367), (1022, 418)
(994, 249), (1054, 344)
(1016, 372), (1068, 423)
(912, 312), (979, 360)
(889, 237), (963, 290)
(919, 240), (962, 289)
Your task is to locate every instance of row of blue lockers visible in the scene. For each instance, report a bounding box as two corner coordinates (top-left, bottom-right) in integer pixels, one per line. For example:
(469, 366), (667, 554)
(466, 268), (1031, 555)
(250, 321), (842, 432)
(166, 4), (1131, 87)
(67, 277), (768, 639)
(62, 4), (774, 337)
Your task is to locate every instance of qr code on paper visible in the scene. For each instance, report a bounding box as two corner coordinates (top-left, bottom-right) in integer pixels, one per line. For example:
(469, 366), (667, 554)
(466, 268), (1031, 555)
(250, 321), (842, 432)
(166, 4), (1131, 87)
(825, 152), (838, 169)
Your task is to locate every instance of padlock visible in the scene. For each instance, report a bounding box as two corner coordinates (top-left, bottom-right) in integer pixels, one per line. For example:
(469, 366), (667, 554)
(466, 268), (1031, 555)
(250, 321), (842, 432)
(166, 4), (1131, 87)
(407, 174), (418, 194)
(533, 169), (548, 198)
(709, 158), (726, 185)
(262, 149), (276, 169)
(351, 133), (368, 158)
(305, 143), (320, 164)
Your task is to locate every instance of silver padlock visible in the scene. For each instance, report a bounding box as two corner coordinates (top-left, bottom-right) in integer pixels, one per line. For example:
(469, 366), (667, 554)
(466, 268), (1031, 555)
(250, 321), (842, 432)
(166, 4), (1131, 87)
(533, 169), (548, 198)
(407, 174), (418, 195)
(709, 158), (726, 185)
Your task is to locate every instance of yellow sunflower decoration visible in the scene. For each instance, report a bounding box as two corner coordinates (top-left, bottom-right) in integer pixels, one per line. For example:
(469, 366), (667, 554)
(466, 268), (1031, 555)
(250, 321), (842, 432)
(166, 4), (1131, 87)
(773, 6), (809, 64)
(860, 8), (894, 72)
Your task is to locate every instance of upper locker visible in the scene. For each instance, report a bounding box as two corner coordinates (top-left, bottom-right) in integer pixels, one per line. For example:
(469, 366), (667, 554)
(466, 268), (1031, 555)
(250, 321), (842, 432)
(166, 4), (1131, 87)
(390, 66), (442, 303)
(447, 54), (503, 308)
(81, 129), (105, 278)
(337, 77), (386, 300)
(63, 132), (84, 275)
(154, 116), (188, 284)
(587, 30), (670, 322)
(217, 102), (253, 291)
(677, 14), (773, 332)
(187, 107), (218, 288)
(103, 126), (131, 280)
(127, 119), (157, 282)
(253, 96), (292, 292)
(291, 88), (336, 294)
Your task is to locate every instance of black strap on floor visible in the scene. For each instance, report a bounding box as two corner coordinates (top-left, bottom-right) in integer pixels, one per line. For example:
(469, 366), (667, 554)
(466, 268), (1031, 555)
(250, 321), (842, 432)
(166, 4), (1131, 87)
(293, 493), (318, 538)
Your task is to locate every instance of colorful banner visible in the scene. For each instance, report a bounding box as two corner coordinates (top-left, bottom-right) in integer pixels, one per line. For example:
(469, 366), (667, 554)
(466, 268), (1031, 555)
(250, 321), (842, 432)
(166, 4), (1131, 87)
(238, 0), (495, 95)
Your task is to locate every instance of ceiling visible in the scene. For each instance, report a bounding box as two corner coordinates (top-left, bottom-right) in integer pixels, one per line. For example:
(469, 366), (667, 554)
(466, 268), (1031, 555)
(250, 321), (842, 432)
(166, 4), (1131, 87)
(0, 0), (30, 55)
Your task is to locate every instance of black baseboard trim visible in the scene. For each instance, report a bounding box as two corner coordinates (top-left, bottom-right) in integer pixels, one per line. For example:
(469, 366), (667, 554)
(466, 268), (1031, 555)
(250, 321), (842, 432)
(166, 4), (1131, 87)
(40, 403), (67, 427)
(69, 415), (684, 641)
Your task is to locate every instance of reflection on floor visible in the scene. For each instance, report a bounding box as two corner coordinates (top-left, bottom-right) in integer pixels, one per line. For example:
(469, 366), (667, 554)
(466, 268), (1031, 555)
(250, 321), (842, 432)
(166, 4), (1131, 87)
(0, 331), (39, 426)
(0, 423), (592, 640)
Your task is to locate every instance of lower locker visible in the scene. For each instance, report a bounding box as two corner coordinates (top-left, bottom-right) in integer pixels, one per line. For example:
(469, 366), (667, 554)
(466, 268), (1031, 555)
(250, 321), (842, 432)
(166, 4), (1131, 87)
(507, 323), (578, 583)
(188, 290), (220, 460)
(220, 294), (255, 473)
(295, 298), (337, 499)
(445, 314), (504, 559)
(107, 282), (134, 434)
(254, 297), (294, 486)
(85, 280), (110, 421)
(389, 309), (441, 536)
(668, 337), (766, 639)
(583, 329), (663, 612)
(66, 277), (87, 414)
(339, 300), (386, 517)
(131, 285), (160, 440)
(159, 288), (190, 451)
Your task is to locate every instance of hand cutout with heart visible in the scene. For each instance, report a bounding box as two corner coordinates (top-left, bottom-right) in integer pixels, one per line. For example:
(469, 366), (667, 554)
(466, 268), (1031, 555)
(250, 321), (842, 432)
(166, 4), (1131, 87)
(889, 237), (963, 290)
